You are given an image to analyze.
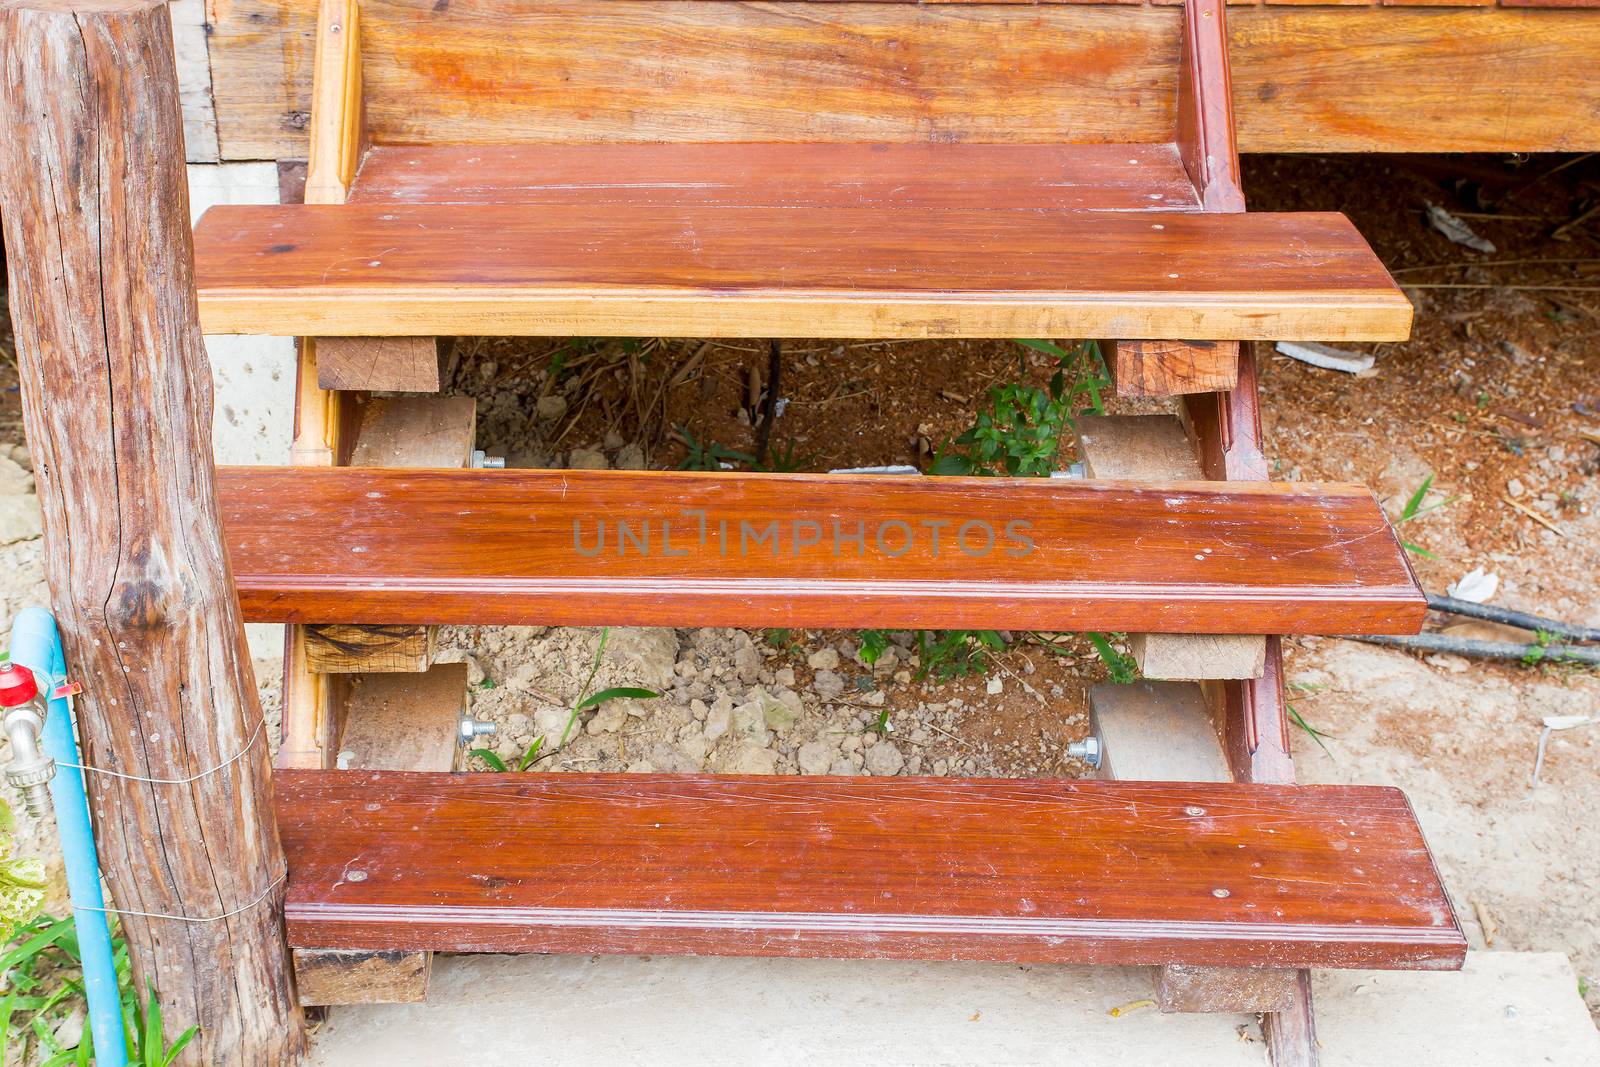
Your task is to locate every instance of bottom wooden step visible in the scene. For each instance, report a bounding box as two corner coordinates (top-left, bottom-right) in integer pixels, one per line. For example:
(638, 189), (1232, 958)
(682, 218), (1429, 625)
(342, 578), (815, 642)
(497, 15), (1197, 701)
(276, 772), (1464, 971)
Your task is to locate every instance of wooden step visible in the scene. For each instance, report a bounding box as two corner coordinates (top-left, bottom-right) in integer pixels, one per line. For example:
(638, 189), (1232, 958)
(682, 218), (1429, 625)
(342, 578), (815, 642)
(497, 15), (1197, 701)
(217, 467), (1426, 633)
(192, 204), (1411, 340)
(344, 143), (1206, 211)
(275, 771), (1467, 970)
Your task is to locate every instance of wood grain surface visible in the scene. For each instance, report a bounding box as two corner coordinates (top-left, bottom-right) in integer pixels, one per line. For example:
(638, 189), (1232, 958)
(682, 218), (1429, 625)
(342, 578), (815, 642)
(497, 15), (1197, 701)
(346, 143), (1203, 211)
(0, 3), (305, 1060)
(206, 2), (1600, 158)
(274, 771), (1467, 969)
(216, 467), (1426, 633)
(193, 205), (1412, 340)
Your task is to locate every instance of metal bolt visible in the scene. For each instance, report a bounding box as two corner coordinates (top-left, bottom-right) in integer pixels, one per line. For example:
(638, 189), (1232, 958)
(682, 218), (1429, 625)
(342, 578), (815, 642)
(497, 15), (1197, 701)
(1185, 805), (1206, 817)
(458, 717), (497, 746)
(1065, 735), (1102, 769)
(469, 450), (506, 469)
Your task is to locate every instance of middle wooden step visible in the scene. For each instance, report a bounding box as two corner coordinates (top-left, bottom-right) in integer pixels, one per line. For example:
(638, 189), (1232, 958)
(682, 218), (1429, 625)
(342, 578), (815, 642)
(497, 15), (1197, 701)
(219, 468), (1423, 634)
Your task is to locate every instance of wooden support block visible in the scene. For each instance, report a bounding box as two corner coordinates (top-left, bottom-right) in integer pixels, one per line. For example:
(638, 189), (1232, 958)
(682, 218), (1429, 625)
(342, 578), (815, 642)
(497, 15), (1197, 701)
(1104, 339), (1240, 398)
(315, 335), (443, 392)
(1088, 680), (1230, 783)
(1156, 964), (1296, 1014)
(304, 623), (434, 674)
(1088, 680), (1298, 1013)
(334, 662), (467, 773)
(1074, 415), (1202, 481)
(293, 949), (429, 1008)
(1129, 632), (1267, 681)
(293, 662), (468, 1006)
(1074, 415), (1267, 680)
(348, 394), (477, 468)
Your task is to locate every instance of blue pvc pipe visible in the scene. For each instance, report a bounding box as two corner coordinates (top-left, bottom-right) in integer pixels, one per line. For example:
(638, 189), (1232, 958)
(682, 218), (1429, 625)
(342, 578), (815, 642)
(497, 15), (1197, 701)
(10, 607), (128, 1067)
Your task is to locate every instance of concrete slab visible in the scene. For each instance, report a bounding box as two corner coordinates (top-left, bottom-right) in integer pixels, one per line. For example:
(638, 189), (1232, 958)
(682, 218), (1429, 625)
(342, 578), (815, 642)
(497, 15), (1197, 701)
(305, 952), (1599, 1066)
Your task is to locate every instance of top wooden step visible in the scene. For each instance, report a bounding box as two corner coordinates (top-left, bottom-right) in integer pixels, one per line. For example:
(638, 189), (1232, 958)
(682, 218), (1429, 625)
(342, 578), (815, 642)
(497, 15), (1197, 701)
(192, 201), (1411, 340)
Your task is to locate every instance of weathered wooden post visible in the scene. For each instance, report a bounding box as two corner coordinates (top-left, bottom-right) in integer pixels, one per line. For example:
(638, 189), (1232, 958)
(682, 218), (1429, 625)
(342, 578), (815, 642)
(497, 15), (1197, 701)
(0, 1), (305, 1061)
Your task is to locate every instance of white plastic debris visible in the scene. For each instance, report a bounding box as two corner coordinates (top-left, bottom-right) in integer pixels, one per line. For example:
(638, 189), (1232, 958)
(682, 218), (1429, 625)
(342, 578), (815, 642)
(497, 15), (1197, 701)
(1425, 202), (1497, 254)
(1275, 341), (1375, 375)
(1531, 715), (1600, 787)
(1447, 567), (1500, 604)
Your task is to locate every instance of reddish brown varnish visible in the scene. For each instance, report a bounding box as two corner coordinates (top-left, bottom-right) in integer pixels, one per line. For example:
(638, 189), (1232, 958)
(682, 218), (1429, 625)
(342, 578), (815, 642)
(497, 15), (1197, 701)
(216, 467), (1427, 634)
(346, 143), (1204, 211)
(191, 203), (1411, 339)
(274, 771), (1467, 969)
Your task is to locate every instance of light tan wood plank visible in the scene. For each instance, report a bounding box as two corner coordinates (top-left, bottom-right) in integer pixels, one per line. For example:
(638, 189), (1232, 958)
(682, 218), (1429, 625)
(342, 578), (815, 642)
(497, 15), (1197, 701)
(293, 949), (429, 1007)
(305, 623), (434, 674)
(317, 336), (443, 393)
(1074, 414), (1266, 681)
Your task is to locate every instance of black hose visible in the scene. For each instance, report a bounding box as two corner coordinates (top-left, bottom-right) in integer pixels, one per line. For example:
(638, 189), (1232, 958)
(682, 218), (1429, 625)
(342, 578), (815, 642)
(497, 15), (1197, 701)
(1351, 632), (1600, 666)
(755, 338), (781, 467)
(1425, 593), (1600, 644)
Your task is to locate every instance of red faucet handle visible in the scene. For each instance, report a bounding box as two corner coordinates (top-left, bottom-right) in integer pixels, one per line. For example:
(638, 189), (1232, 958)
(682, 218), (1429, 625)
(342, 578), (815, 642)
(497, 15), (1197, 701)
(0, 662), (39, 708)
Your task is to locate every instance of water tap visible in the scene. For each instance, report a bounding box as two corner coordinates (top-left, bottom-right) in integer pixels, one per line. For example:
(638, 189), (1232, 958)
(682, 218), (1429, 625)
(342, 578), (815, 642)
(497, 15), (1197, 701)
(0, 662), (55, 818)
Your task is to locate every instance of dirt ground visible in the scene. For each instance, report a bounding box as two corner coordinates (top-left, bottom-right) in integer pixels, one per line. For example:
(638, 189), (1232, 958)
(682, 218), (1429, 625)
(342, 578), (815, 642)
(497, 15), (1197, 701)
(0, 152), (1596, 1034)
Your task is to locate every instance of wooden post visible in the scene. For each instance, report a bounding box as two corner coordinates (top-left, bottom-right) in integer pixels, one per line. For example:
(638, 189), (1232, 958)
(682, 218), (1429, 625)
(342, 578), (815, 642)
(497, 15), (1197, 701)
(0, 2), (306, 1062)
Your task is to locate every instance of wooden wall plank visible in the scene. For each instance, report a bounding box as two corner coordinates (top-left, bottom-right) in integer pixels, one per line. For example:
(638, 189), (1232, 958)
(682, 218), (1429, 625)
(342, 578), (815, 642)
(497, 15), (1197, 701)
(208, 4), (1600, 158)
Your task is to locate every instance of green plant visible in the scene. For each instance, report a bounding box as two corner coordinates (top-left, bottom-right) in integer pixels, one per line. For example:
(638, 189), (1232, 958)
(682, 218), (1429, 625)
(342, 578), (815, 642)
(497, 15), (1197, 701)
(763, 628), (801, 655)
(1085, 632), (1139, 685)
(3, 915), (197, 1065)
(471, 627), (659, 771)
(857, 630), (889, 667)
(866, 709), (892, 736)
(916, 629), (1006, 682)
(676, 425), (755, 471)
(928, 340), (1109, 477)
(1287, 703), (1336, 759)
(1393, 474), (1459, 560)
(754, 439), (813, 474)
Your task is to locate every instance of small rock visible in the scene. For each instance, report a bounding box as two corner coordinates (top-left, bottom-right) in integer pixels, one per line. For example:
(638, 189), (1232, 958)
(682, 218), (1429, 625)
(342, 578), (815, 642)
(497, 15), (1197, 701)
(615, 443), (647, 470)
(533, 706), (571, 748)
(733, 638), (763, 684)
(907, 754), (923, 774)
(689, 698), (709, 721)
(678, 733), (710, 764)
(703, 695), (734, 742)
(536, 394), (568, 422)
(864, 742), (905, 776)
(764, 700), (797, 737)
(585, 699), (627, 735)
(505, 712), (532, 736)
(603, 430), (625, 451)
(776, 688), (803, 715)
(775, 666), (796, 687)
(828, 758), (860, 776)
(626, 759), (656, 773)
(807, 648), (840, 671)
(811, 669), (845, 701)
(798, 739), (836, 775)
(7, 444), (31, 472)
(0, 456), (33, 495)
(1506, 478), (1526, 499)
(0, 493), (43, 545)
(861, 690), (885, 707)
(986, 676), (1003, 695)
(933, 758), (950, 776)
(568, 448), (609, 470)
(730, 697), (773, 746)
(715, 742), (779, 775)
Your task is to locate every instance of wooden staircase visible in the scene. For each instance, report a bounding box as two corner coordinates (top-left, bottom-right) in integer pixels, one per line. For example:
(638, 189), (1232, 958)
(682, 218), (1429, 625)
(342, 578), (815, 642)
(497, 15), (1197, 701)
(186, 0), (1460, 1061)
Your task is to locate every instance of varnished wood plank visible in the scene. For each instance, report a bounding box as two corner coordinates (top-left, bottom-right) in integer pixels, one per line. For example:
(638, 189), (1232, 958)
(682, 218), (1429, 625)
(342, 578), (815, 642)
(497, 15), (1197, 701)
(274, 771), (1467, 969)
(1176, 0), (1245, 212)
(206, 3), (1600, 159)
(347, 144), (1203, 212)
(1105, 340), (1241, 398)
(216, 467), (1426, 634)
(192, 205), (1412, 340)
